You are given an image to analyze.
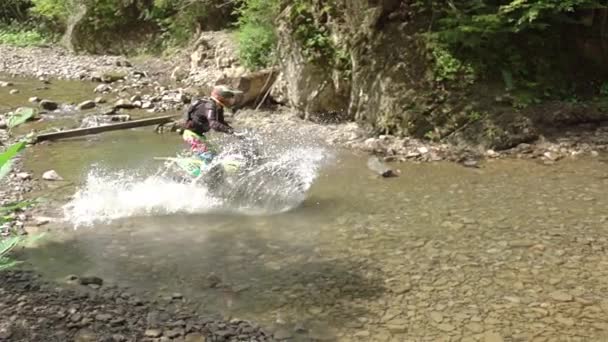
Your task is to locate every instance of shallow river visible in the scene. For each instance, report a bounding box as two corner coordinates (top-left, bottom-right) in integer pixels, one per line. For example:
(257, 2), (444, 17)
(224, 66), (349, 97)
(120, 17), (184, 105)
(5, 76), (608, 341)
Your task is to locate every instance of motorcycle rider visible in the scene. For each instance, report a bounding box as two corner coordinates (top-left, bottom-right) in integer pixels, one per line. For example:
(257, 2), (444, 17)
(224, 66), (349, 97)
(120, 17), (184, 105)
(181, 85), (243, 164)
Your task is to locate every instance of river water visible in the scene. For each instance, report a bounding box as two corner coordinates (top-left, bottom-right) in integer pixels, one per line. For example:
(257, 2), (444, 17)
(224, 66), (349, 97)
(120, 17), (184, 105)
(4, 76), (608, 341)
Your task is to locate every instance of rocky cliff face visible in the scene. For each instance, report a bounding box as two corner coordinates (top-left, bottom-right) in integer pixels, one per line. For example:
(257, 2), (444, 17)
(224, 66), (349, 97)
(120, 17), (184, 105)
(273, 1), (608, 149)
(274, 1), (437, 132)
(274, 4), (351, 120)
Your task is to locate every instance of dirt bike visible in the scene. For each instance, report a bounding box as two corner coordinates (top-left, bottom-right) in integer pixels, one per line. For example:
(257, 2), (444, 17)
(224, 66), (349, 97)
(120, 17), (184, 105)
(153, 131), (261, 192)
(154, 130), (309, 199)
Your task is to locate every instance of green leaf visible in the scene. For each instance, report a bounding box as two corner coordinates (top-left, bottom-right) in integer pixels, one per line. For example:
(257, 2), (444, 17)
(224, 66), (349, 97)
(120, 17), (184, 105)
(0, 158), (14, 181)
(7, 107), (37, 129)
(0, 141), (26, 180)
(0, 257), (21, 270)
(0, 236), (22, 256)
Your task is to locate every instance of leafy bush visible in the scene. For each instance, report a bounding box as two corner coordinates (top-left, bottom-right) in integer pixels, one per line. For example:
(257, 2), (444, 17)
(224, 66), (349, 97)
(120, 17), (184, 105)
(0, 0), (33, 24)
(234, 0), (280, 69)
(30, 0), (71, 23)
(0, 26), (48, 46)
(420, 0), (603, 91)
(0, 141), (37, 271)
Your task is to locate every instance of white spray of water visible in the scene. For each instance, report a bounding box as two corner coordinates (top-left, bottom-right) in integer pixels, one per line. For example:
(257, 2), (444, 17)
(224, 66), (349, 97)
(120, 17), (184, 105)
(63, 169), (224, 228)
(63, 144), (330, 228)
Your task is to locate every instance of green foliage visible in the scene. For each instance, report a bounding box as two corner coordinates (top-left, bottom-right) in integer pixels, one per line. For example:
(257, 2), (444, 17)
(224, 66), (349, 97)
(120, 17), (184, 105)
(26, 0), (235, 52)
(234, 0), (280, 69)
(30, 0), (71, 22)
(0, 141), (27, 181)
(7, 107), (37, 130)
(236, 23), (276, 69)
(0, 236), (23, 270)
(0, 0), (32, 24)
(427, 42), (475, 84)
(0, 26), (48, 46)
(420, 0), (603, 94)
(0, 229), (46, 270)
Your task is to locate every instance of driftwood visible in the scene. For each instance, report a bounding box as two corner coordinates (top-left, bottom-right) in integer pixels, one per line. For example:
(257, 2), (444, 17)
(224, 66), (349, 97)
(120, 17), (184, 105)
(34, 115), (177, 143)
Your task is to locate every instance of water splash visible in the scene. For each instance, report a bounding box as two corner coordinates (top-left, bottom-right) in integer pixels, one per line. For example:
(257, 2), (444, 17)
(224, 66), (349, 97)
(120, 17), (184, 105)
(63, 137), (331, 228)
(63, 169), (224, 228)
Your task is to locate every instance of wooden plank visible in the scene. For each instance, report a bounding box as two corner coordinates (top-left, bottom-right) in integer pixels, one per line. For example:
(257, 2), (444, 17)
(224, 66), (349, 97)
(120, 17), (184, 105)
(34, 115), (178, 143)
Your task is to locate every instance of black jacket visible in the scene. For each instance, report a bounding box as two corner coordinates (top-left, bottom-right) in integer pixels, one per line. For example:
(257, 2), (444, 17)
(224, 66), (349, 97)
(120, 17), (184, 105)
(184, 98), (233, 134)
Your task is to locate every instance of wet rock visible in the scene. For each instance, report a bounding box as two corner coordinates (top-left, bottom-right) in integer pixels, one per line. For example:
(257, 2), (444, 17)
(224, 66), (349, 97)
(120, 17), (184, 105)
(593, 322), (608, 330)
(101, 107), (117, 116)
(273, 328), (292, 340)
(436, 323), (455, 332)
(430, 311), (444, 323)
(484, 331), (504, 342)
(65, 274), (79, 283)
(39, 100), (58, 111)
(28, 96), (40, 103)
(367, 156), (400, 178)
(165, 328), (184, 338)
(111, 334), (127, 342)
(462, 159), (479, 168)
(70, 313), (83, 322)
(555, 315), (575, 326)
(0, 81), (14, 87)
(95, 313), (112, 322)
(171, 292), (183, 300)
(42, 170), (63, 181)
(145, 329), (163, 338)
(509, 240), (536, 248)
(465, 322), (484, 333)
(184, 333), (206, 342)
(354, 330), (371, 338)
(543, 151), (561, 161)
(386, 322), (408, 334)
(79, 276), (103, 286)
(101, 72), (127, 83)
(141, 101), (154, 109)
(549, 291), (573, 302)
(94, 97), (106, 104)
(74, 329), (98, 342)
(418, 146), (429, 154)
(94, 84), (112, 93)
(0, 326), (13, 340)
(392, 283), (412, 294)
(16, 172), (31, 180)
(0, 120), (6, 129)
(9, 89), (19, 94)
(77, 100), (96, 110)
(33, 216), (52, 226)
(114, 99), (135, 110)
(110, 317), (125, 326)
(294, 321), (307, 333)
(205, 273), (222, 288)
(486, 149), (499, 158)
(110, 114), (131, 122)
(308, 324), (336, 341)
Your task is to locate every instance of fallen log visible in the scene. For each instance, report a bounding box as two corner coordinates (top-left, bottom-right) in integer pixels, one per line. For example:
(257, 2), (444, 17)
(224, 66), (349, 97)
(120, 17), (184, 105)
(34, 115), (178, 143)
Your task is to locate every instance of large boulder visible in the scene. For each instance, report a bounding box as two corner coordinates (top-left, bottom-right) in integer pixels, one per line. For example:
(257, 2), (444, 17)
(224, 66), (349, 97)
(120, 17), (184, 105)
(275, 5), (351, 119)
(216, 68), (279, 107)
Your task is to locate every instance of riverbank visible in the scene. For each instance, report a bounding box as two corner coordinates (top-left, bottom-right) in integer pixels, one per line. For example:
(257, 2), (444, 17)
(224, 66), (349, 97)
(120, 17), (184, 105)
(2, 44), (608, 166)
(0, 269), (273, 341)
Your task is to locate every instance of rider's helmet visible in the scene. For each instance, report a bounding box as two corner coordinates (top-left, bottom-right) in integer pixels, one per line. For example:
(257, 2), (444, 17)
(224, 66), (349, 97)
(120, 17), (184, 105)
(210, 85), (243, 107)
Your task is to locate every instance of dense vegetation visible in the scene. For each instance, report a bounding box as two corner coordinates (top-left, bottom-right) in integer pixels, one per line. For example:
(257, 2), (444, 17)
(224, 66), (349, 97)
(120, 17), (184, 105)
(1, 0), (607, 132)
